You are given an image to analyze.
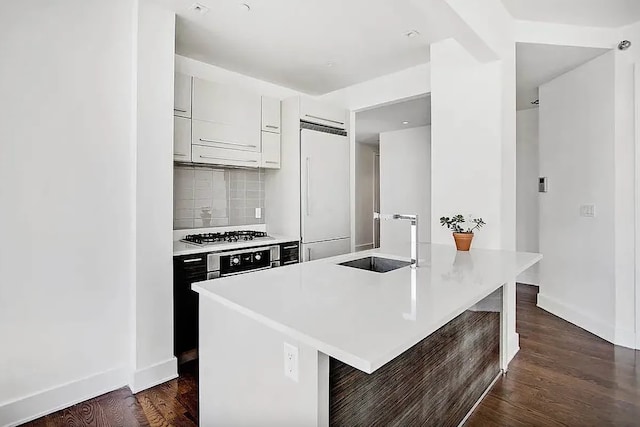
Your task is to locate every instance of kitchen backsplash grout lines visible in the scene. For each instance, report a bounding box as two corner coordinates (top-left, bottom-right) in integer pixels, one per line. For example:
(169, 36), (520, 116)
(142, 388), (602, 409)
(173, 165), (265, 230)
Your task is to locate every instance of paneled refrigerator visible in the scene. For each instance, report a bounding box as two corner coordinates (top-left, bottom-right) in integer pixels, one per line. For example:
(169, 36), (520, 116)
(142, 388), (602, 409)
(300, 124), (351, 261)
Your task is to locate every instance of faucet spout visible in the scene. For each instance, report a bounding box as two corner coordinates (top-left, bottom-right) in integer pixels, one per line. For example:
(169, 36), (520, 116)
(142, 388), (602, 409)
(374, 212), (419, 268)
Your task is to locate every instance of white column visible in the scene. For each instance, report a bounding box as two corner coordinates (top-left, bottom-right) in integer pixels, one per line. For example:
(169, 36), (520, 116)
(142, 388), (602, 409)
(130, 0), (178, 392)
(430, 0), (517, 360)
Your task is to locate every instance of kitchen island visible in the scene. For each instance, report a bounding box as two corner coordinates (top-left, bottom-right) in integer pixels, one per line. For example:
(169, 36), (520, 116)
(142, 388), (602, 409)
(192, 243), (541, 426)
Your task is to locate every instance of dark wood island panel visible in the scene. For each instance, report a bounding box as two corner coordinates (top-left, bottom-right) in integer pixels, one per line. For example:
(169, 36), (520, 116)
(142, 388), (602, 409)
(329, 309), (500, 426)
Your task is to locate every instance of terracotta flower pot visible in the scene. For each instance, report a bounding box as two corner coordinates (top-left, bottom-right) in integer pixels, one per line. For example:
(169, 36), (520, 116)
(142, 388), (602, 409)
(453, 232), (474, 251)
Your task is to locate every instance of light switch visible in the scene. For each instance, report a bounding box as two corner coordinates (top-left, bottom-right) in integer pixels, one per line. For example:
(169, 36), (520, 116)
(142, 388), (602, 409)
(283, 342), (299, 382)
(580, 204), (595, 217)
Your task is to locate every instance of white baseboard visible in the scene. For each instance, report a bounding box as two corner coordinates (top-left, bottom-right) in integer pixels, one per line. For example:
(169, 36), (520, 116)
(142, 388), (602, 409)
(0, 366), (128, 427)
(508, 332), (520, 363)
(537, 293), (639, 350)
(537, 292), (616, 344)
(129, 357), (178, 394)
(615, 328), (638, 350)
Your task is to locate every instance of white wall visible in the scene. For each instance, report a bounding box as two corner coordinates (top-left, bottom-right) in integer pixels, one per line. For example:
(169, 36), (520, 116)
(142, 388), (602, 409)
(319, 63), (431, 112)
(613, 48), (636, 348)
(379, 127), (431, 248)
(515, 109), (540, 284)
(0, 0), (134, 424)
(430, 40), (503, 249)
(622, 20), (640, 349)
(175, 55), (302, 100)
(355, 143), (378, 250)
(131, 0), (177, 392)
(538, 50), (636, 348)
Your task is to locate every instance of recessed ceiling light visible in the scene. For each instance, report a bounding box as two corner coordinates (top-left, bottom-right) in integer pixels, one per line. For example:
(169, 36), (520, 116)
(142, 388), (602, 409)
(326, 62), (335, 67)
(189, 2), (209, 15)
(239, 3), (251, 12)
(404, 30), (420, 38)
(402, 121), (410, 125)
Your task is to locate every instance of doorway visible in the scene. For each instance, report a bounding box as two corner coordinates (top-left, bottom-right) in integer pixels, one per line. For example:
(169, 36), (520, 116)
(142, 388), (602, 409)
(353, 94), (431, 250)
(374, 153), (380, 248)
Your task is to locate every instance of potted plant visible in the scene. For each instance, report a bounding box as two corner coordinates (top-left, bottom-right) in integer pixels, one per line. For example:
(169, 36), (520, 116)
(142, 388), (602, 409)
(439, 214), (486, 251)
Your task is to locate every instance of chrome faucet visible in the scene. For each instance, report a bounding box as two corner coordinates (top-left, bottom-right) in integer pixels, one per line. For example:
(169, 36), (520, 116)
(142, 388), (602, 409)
(374, 213), (419, 268)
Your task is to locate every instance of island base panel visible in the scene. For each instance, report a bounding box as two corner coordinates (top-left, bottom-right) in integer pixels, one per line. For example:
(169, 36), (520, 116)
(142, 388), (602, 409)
(329, 308), (500, 426)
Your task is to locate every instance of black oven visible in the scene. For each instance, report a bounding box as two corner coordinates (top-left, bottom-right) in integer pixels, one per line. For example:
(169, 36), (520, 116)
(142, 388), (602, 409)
(207, 245), (280, 279)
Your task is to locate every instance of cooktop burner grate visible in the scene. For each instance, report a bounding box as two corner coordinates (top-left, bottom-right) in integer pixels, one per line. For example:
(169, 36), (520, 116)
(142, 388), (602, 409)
(181, 230), (269, 245)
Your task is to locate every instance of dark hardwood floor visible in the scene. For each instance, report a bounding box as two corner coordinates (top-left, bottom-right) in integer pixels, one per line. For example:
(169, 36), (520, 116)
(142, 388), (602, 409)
(24, 363), (199, 427)
(467, 284), (640, 426)
(24, 284), (640, 426)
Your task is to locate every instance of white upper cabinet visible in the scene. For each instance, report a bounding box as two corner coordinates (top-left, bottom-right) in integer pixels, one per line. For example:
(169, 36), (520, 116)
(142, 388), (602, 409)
(174, 73), (192, 118)
(260, 131), (280, 169)
(192, 119), (260, 153)
(192, 145), (260, 168)
(192, 78), (261, 148)
(299, 97), (347, 130)
(174, 116), (191, 162)
(261, 96), (281, 133)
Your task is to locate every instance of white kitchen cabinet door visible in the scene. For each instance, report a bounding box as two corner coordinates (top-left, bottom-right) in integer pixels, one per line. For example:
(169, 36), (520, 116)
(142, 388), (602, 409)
(192, 119), (260, 153)
(192, 78), (261, 128)
(260, 131), (280, 169)
(302, 238), (351, 262)
(300, 129), (350, 243)
(174, 73), (192, 118)
(261, 96), (281, 133)
(192, 145), (260, 168)
(174, 116), (191, 162)
(299, 97), (347, 130)
(192, 78), (261, 150)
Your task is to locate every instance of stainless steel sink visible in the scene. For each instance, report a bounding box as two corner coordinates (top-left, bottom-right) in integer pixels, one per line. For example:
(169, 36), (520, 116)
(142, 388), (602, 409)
(338, 256), (411, 273)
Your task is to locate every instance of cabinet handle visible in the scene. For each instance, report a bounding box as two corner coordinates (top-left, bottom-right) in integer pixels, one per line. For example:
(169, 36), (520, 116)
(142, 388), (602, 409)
(304, 114), (344, 126)
(305, 157), (311, 216)
(199, 155), (258, 163)
(265, 125), (279, 129)
(198, 138), (257, 148)
(183, 258), (202, 263)
(174, 108), (188, 113)
(174, 153), (188, 157)
(283, 260), (298, 265)
(307, 248), (312, 261)
(282, 245), (298, 250)
(265, 161), (279, 164)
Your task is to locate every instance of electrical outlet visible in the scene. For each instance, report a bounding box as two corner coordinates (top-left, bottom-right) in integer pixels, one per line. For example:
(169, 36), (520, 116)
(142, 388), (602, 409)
(283, 342), (299, 382)
(580, 204), (595, 218)
(255, 207), (262, 219)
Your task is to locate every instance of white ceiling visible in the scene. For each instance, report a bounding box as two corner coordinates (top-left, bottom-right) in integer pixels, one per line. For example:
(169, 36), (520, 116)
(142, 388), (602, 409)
(502, 0), (640, 28)
(355, 95), (431, 145)
(157, 0), (461, 95)
(516, 43), (609, 110)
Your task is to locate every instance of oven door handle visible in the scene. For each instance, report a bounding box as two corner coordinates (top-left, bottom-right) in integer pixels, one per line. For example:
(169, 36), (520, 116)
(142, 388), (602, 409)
(219, 266), (273, 278)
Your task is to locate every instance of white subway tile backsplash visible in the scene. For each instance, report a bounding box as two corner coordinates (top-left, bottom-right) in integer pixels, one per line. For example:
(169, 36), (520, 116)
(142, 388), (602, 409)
(174, 165), (265, 230)
(194, 198), (213, 209)
(174, 219), (193, 229)
(212, 218), (230, 226)
(211, 208), (227, 218)
(175, 208), (195, 220)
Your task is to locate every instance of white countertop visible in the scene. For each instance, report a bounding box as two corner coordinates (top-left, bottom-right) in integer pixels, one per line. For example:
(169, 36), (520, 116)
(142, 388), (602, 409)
(193, 243), (541, 373)
(173, 234), (299, 257)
